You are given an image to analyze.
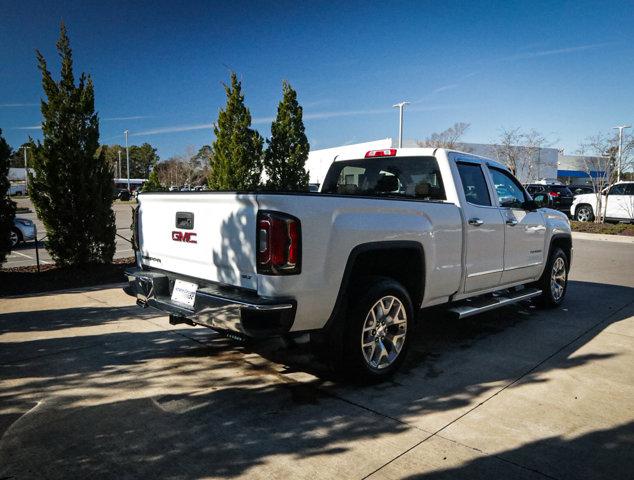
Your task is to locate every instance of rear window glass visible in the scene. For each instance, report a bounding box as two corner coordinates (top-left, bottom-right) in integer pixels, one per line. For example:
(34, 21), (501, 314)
(321, 156), (446, 200)
(549, 186), (573, 196)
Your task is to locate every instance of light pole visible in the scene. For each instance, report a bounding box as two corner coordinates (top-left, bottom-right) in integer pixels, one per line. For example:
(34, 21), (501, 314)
(117, 150), (122, 179)
(124, 130), (130, 191)
(392, 102), (410, 148)
(613, 125), (630, 182)
(22, 146), (30, 192)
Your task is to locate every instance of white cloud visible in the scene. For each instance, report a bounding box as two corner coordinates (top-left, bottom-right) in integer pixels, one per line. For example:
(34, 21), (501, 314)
(127, 104), (468, 137)
(432, 84), (459, 94)
(0, 103), (38, 108)
(103, 115), (154, 121)
(130, 123), (212, 136)
(501, 42), (613, 62)
(14, 125), (42, 130)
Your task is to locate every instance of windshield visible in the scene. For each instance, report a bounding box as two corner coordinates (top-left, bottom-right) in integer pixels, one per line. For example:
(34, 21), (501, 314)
(321, 156), (446, 201)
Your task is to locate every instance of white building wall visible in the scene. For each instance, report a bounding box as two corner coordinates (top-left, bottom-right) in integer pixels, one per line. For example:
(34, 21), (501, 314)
(558, 154), (604, 171)
(8, 168), (34, 181)
(459, 143), (558, 184)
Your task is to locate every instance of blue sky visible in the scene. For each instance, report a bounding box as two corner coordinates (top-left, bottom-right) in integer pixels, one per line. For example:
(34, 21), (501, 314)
(1, 0), (633, 159)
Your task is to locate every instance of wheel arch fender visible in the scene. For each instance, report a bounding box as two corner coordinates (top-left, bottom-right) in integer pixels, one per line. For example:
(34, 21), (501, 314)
(542, 233), (573, 278)
(324, 240), (426, 331)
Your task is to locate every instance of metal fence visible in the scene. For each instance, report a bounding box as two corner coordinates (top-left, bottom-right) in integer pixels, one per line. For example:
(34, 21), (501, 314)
(31, 226), (133, 272)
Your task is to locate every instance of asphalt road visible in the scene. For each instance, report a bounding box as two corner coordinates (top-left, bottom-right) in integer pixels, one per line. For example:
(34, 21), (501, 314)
(6, 196), (136, 267)
(0, 237), (632, 479)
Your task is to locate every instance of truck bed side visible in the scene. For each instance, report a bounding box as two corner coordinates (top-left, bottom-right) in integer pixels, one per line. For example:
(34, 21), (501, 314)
(255, 193), (463, 331)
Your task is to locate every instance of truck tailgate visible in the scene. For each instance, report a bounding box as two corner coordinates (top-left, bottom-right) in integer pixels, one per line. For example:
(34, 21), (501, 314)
(137, 193), (259, 290)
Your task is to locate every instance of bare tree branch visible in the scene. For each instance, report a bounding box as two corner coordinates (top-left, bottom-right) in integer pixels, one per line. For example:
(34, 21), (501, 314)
(418, 122), (472, 151)
(576, 131), (622, 223)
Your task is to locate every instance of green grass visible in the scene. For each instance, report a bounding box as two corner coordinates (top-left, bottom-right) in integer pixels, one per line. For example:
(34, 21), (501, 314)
(570, 220), (634, 236)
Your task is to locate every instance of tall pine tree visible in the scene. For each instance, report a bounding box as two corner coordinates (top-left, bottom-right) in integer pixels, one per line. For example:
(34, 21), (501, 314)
(0, 129), (16, 265)
(264, 81), (309, 191)
(208, 73), (263, 190)
(141, 169), (164, 192)
(30, 23), (115, 266)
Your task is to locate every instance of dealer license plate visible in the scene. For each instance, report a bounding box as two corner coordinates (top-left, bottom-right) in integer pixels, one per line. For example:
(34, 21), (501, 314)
(171, 279), (198, 308)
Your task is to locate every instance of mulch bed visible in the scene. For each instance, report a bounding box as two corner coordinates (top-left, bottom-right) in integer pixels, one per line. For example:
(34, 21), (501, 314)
(570, 221), (634, 236)
(0, 257), (135, 296)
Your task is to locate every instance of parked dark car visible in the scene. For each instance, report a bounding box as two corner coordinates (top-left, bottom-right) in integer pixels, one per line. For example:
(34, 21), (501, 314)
(113, 188), (132, 201)
(568, 184), (595, 196)
(525, 184), (574, 214)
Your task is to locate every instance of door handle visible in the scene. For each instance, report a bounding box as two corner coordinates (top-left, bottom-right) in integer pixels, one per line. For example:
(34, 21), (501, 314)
(468, 218), (484, 226)
(506, 219), (518, 226)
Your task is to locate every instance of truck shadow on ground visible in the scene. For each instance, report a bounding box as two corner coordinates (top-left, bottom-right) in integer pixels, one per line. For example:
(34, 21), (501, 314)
(0, 280), (632, 479)
(399, 420), (634, 480)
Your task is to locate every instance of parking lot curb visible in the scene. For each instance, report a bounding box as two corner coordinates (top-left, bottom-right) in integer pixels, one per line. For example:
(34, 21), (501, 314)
(1, 281), (127, 299)
(572, 231), (634, 244)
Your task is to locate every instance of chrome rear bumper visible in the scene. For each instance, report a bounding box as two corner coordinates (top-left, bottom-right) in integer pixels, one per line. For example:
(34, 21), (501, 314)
(124, 268), (296, 337)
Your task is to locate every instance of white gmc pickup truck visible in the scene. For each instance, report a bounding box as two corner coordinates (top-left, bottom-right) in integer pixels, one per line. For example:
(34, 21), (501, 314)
(124, 148), (572, 381)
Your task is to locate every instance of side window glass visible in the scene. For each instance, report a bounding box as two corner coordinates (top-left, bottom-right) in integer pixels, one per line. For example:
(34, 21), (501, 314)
(625, 184), (634, 195)
(457, 162), (491, 206)
(489, 168), (527, 208)
(609, 184), (626, 195)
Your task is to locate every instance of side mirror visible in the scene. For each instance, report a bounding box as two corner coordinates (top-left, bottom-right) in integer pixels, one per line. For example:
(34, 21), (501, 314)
(523, 200), (538, 211)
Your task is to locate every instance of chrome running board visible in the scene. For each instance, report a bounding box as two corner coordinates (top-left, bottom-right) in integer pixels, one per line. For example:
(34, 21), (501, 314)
(448, 287), (542, 319)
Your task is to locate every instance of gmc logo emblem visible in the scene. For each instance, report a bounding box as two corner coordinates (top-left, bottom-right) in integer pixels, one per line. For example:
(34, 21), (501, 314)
(172, 231), (197, 244)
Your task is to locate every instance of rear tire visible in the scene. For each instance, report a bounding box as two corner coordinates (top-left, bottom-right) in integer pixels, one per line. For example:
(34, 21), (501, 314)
(340, 277), (413, 383)
(575, 205), (594, 222)
(536, 247), (569, 308)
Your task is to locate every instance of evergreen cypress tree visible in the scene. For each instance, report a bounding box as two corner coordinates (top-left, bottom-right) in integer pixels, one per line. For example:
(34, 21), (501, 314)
(208, 73), (263, 190)
(30, 23), (115, 266)
(0, 129), (16, 265)
(141, 169), (164, 192)
(264, 81), (310, 191)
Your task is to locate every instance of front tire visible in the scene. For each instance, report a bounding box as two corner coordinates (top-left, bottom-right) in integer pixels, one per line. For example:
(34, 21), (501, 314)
(10, 228), (22, 249)
(341, 277), (413, 382)
(575, 205), (594, 222)
(537, 247), (569, 308)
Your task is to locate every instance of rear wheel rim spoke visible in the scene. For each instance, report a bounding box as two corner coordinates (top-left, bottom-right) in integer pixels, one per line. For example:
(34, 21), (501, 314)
(550, 257), (566, 300)
(361, 295), (407, 369)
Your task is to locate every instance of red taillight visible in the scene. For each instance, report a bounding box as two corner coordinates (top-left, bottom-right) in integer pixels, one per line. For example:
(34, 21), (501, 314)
(365, 149), (397, 158)
(257, 212), (301, 275)
(548, 191), (560, 197)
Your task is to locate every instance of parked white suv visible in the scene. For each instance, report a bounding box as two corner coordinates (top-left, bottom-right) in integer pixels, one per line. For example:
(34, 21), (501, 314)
(124, 148), (572, 381)
(572, 181), (634, 222)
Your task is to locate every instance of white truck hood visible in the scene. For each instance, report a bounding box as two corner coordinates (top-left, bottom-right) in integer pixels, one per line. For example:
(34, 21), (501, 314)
(137, 193), (259, 290)
(573, 193), (598, 204)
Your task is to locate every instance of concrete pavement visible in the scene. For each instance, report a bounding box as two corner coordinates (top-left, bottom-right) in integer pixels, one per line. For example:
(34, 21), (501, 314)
(0, 239), (632, 479)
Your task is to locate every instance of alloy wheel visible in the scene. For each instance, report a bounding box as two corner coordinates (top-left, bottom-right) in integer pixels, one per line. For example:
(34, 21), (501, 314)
(361, 295), (408, 369)
(576, 207), (592, 222)
(550, 256), (567, 301)
(9, 230), (19, 248)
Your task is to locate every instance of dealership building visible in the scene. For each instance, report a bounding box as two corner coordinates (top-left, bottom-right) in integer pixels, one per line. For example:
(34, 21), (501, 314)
(307, 139), (562, 185)
(556, 154), (606, 185)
